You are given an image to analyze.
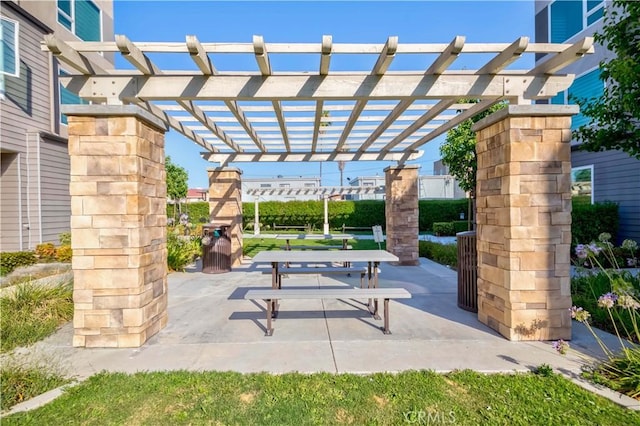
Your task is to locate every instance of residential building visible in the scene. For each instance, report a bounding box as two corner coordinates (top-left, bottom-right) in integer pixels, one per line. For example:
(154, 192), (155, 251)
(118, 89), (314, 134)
(348, 175), (466, 200)
(1, 0), (114, 251)
(242, 176), (322, 202)
(535, 0), (639, 242)
(185, 188), (208, 203)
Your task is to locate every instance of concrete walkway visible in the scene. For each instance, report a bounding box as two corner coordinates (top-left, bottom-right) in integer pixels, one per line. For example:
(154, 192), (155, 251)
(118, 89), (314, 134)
(6, 256), (639, 414)
(20, 257), (626, 379)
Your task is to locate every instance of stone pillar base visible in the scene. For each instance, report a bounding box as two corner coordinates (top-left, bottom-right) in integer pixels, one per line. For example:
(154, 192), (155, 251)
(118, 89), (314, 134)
(384, 165), (420, 266)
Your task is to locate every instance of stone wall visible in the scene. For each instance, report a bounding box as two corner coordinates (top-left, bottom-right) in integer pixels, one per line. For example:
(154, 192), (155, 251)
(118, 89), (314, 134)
(384, 165), (419, 265)
(67, 106), (168, 348)
(473, 105), (577, 341)
(208, 168), (243, 267)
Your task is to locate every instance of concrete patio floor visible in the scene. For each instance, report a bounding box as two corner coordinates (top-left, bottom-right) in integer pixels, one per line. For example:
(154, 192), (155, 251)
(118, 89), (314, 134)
(24, 257), (625, 379)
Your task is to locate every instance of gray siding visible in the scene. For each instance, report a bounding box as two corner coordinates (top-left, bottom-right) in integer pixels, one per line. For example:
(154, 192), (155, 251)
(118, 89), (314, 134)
(40, 137), (71, 244)
(0, 153), (24, 251)
(572, 149), (640, 243)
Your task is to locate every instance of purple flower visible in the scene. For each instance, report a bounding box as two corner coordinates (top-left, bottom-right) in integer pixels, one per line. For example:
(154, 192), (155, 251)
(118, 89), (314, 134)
(575, 244), (588, 259)
(598, 292), (618, 309)
(552, 339), (569, 355)
(588, 243), (602, 256)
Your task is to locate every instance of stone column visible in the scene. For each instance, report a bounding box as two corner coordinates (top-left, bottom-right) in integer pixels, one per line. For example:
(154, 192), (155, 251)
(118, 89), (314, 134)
(208, 167), (243, 267)
(66, 105), (169, 348)
(472, 105), (577, 341)
(384, 165), (420, 265)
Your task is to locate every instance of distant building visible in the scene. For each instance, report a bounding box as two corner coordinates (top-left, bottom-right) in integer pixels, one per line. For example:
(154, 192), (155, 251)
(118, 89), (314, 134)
(185, 188), (209, 203)
(348, 175), (466, 200)
(242, 176), (322, 202)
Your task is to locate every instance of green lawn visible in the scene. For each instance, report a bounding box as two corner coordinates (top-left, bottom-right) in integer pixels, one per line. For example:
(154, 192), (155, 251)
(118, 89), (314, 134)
(243, 238), (384, 258)
(4, 370), (638, 425)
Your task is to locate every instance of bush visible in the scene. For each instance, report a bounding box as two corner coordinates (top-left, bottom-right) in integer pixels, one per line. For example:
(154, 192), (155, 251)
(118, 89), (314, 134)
(167, 232), (200, 272)
(419, 241), (458, 268)
(58, 232), (71, 246)
(572, 201), (619, 245)
(56, 246), (72, 263)
(432, 222), (455, 236)
(35, 243), (57, 260)
(452, 220), (470, 234)
(0, 252), (37, 276)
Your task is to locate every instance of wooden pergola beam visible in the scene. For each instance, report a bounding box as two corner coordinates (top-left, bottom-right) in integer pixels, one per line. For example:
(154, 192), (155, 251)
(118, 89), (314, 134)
(177, 100), (242, 151)
(44, 34), (102, 75)
(201, 150), (423, 165)
(272, 101), (291, 152)
(186, 35), (216, 75)
(320, 35), (332, 75)
(426, 35), (465, 74)
(115, 35), (159, 75)
(529, 37), (594, 75)
(477, 36), (529, 74)
(253, 35), (272, 75)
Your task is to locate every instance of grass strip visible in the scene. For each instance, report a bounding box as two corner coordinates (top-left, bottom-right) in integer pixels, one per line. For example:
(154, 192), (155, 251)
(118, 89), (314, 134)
(3, 370), (639, 424)
(0, 282), (74, 353)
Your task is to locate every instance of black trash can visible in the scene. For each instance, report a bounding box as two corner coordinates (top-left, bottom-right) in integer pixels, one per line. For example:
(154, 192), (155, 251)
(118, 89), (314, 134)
(201, 224), (231, 274)
(456, 231), (477, 312)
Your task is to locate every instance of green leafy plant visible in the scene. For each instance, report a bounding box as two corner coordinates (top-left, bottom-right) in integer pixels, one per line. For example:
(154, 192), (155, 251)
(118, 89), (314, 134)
(58, 232), (71, 246)
(1, 358), (69, 410)
(571, 201), (619, 248)
(55, 246), (73, 263)
(35, 243), (57, 260)
(432, 222), (455, 236)
(418, 241), (457, 268)
(0, 251), (37, 276)
(167, 232), (200, 272)
(555, 234), (640, 399)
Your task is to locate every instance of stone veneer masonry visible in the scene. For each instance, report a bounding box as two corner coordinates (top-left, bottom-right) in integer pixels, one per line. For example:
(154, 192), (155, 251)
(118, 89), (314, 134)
(66, 106), (169, 348)
(208, 168), (243, 267)
(64, 105), (167, 348)
(472, 105), (578, 341)
(385, 165), (420, 266)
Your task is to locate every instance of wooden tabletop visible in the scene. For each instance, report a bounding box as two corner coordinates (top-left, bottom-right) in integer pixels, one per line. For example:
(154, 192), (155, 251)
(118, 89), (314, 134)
(275, 233), (355, 240)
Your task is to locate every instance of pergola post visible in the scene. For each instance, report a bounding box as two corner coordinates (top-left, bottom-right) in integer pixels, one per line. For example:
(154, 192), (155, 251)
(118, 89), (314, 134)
(66, 105), (169, 348)
(323, 196), (329, 234)
(384, 165), (420, 265)
(208, 167), (243, 267)
(254, 196), (260, 236)
(472, 105), (577, 341)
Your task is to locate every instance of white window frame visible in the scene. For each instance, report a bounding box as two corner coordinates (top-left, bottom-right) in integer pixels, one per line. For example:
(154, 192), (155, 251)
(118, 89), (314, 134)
(571, 165), (594, 204)
(57, 0), (103, 42)
(1, 16), (20, 78)
(548, 0), (606, 43)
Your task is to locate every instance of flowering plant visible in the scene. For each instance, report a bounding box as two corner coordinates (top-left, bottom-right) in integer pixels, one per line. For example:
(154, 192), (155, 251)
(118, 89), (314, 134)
(554, 233), (640, 399)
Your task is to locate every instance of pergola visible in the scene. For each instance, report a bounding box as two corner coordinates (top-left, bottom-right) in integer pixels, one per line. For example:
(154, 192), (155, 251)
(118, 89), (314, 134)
(44, 34), (592, 347)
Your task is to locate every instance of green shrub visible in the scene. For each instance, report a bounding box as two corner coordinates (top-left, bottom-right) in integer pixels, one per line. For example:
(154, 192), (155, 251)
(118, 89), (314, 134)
(0, 252), (37, 276)
(452, 220), (470, 234)
(418, 240), (458, 268)
(572, 201), (619, 245)
(167, 233), (200, 272)
(418, 199), (469, 232)
(58, 232), (71, 246)
(432, 222), (455, 236)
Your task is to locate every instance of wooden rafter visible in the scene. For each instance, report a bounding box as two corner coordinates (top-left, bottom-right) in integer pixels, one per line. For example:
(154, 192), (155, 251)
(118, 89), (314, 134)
(45, 34), (594, 163)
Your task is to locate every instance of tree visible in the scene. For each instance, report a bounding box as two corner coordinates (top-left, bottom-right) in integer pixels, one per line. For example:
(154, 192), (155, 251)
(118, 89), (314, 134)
(166, 156), (188, 220)
(440, 102), (505, 229)
(573, 1), (640, 159)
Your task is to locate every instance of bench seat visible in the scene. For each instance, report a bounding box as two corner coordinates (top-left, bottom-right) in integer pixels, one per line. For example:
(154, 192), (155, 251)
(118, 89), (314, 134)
(244, 287), (411, 335)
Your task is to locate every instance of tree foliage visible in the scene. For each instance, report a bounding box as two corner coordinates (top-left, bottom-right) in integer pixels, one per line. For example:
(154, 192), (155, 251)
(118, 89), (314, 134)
(573, 1), (640, 159)
(439, 103), (505, 196)
(165, 156), (188, 202)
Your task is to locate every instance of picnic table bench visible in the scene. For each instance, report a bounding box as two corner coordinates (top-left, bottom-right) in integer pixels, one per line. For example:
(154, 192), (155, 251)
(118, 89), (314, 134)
(244, 287), (411, 335)
(273, 224), (310, 232)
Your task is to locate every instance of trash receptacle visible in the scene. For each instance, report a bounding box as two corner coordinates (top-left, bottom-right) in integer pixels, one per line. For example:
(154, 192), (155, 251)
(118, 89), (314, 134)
(201, 224), (231, 273)
(456, 231), (477, 312)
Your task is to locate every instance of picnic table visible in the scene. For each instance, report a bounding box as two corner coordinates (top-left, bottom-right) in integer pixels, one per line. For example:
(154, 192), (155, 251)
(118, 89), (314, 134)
(276, 233), (354, 250)
(249, 249), (404, 335)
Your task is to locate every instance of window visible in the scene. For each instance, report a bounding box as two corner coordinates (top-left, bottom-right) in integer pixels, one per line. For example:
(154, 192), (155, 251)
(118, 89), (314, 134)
(571, 165), (594, 204)
(550, 68), (603, 131)
(304, 183), (316, 187)
(279, 183), (290, 188)
(259, 184), (272, 188)
(1, 17), (19, 77)
(58, 0), (102, 42)
(60, 69), (88, 124)
(549, 0), (604, 42)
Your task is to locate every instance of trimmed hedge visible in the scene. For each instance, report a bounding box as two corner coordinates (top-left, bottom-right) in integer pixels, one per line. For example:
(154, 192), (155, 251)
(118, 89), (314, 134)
(0, 252), (37, 276)
(572, 201), (619, 245)
(167, 203), (210, 224)
(433, 222), (454, 236)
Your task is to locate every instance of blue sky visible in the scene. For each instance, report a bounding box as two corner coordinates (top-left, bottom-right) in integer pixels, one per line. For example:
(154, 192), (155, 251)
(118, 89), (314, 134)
(113, 0), (535, 188)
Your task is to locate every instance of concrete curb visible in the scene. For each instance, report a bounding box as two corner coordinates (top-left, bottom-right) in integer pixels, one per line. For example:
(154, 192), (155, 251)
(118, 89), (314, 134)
(1, 381), (81, 417)
(563, 374), (640, 410)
